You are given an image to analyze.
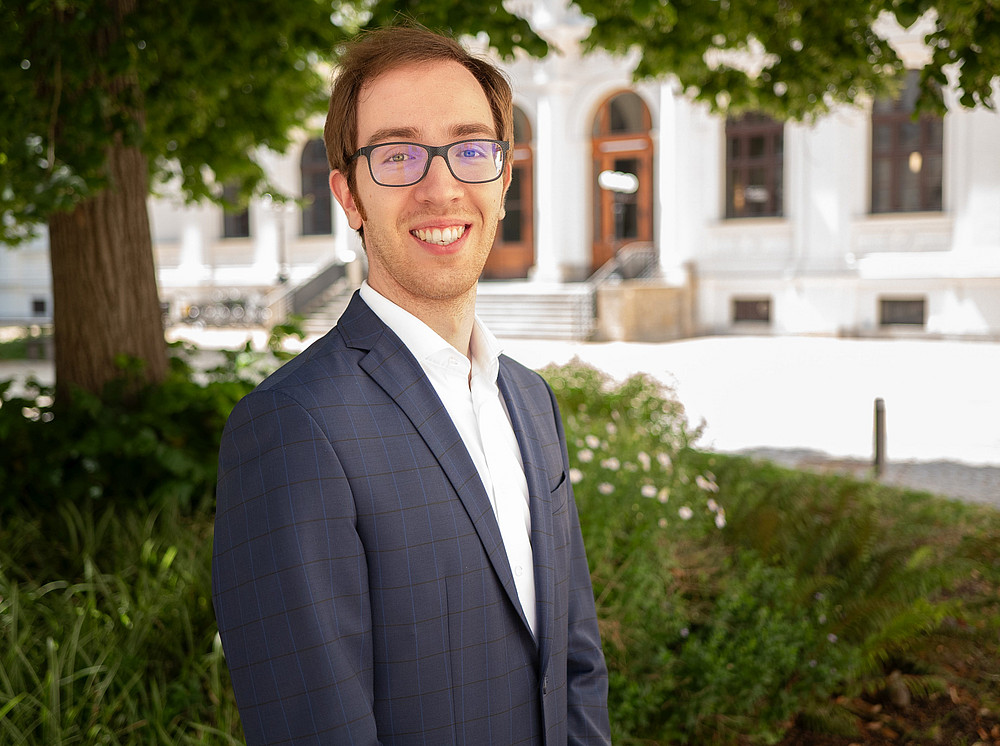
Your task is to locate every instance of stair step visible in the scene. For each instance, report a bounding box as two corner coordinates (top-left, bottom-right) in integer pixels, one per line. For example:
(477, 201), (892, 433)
(300, 282), (595, 341)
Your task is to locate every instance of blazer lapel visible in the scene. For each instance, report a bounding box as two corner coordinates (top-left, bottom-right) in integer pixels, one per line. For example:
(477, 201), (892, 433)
(337, 293), (529, 629)
(498, 359), (555, 657)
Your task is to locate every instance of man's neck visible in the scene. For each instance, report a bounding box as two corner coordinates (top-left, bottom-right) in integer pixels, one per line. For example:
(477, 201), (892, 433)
(369, 281), (478, 357)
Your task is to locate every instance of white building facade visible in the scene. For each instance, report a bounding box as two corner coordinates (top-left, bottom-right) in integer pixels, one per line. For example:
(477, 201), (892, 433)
(3, 0), (999, 340)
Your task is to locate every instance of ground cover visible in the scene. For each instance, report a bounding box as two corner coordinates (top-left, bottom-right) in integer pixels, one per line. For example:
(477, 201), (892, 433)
(1, 354), (997, 744)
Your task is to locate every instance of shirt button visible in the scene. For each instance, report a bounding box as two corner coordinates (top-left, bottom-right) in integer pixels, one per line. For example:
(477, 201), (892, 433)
(514, 565), (523, 577)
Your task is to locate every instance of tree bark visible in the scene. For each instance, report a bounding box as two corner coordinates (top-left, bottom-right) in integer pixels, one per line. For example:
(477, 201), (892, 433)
(46, 0), (167, 399)
(48, 140), (167, 398)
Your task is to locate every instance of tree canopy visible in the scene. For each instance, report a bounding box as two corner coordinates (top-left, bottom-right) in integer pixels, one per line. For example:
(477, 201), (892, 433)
(0, 0), (544, 246)
(2, 0), (997, 245)
(575, 0), (998, 119)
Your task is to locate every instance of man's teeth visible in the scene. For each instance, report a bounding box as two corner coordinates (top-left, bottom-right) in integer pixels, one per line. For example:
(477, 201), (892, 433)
(413, 226), (466, 245)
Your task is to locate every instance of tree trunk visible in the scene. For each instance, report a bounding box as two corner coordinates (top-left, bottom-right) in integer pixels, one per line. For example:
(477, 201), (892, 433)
(48, 140), (167, 398)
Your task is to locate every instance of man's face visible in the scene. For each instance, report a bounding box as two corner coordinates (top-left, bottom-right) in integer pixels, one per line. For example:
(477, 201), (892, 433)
(330, 60), (511, 313)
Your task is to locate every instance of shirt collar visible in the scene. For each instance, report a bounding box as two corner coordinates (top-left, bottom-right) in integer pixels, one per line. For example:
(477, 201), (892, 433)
(359, 280), (502, 381)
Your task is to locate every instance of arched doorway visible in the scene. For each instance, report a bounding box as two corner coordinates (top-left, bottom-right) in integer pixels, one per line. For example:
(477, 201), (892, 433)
(591, 91), (654, 273)
(483, 106), (534, 280)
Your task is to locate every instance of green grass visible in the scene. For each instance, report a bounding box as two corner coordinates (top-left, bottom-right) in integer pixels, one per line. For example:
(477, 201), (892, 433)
(1, 359), (998, 744)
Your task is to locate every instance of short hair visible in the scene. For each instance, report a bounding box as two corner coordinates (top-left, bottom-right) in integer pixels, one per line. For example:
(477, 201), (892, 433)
(324, 25), (514, 198)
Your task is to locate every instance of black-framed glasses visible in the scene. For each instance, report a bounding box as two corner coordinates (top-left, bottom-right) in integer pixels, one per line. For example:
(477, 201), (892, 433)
(349, 139), (509, 187)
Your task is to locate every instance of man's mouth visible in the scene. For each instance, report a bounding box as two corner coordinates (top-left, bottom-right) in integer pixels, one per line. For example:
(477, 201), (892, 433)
(411, 225), (467, 246)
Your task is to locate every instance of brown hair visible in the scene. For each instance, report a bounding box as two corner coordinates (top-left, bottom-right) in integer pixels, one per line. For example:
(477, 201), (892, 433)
(323, 25), (514, 198)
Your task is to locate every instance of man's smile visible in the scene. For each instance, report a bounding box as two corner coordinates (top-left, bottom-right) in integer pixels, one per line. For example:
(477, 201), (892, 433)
(411, 224), (468, 246)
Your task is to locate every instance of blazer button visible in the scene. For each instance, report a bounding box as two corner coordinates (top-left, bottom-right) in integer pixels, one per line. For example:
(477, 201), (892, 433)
(542, 676), (549, 695)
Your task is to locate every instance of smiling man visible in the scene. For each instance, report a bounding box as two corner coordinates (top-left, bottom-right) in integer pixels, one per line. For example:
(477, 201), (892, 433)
(212, 26), (610, 746)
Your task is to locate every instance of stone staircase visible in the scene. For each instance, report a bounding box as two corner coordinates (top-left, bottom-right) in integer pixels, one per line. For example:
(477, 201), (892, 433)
(474, 282), (595, 340)
(300, 280), (596, 340)
(300, 277), (358, 336)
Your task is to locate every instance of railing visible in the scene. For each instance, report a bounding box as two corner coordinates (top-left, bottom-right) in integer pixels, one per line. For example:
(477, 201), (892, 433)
(587, 242), (659, 287)
(267, 260), (349, 323)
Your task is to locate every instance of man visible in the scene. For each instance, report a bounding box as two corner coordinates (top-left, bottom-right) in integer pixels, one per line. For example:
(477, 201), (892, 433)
(212, 25), (610, 745)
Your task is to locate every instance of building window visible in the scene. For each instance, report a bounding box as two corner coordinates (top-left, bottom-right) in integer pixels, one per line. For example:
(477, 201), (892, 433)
(300, 138), (333, 235)
(31, 298), (47, 317)
(725, 113), (784, 218)
(879, 298), (925, 326)
(592, 91), (654, 273)
(222, 183), (250, 238)
(733, 297), (772, 323)
(871, 70), (943, 213)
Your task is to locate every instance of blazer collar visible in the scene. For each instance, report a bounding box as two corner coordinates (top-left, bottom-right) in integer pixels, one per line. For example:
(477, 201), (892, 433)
(337, 292), (538, 640)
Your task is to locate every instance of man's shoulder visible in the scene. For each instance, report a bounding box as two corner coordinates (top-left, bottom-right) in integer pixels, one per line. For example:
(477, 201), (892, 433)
(248, 326), (366, 405)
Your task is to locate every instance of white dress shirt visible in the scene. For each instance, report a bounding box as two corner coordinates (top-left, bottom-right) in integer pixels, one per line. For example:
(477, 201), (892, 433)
(359, 282), (536, 636)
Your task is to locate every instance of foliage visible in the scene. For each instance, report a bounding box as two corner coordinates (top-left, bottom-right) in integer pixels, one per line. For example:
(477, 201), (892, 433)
(2, 357), (998, 744)
(0, 334), (293, 516)
(0, 496), (241, 745)
(574, 0), (999, 118)
(0, 0), (546, 246)
(542, 361), (1000, 744)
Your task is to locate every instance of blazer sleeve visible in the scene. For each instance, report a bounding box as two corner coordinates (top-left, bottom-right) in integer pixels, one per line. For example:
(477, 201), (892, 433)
(212, 388), (380, 746)
(549, 385), (613, 744)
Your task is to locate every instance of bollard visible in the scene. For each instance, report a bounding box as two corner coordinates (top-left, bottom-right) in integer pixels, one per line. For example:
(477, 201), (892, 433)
(873, 397), (886, 477)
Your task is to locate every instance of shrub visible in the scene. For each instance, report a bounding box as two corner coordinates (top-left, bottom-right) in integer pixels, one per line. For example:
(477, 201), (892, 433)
(542, 361), (995, 745)
(0, 325), (300, 516)
(2, 355), (996, 745)
(0, 496), (242, 744)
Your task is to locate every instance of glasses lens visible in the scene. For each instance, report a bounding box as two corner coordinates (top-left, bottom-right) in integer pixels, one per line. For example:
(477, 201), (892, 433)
(447, 141), (504, 183)
(369, 143), (429, 186)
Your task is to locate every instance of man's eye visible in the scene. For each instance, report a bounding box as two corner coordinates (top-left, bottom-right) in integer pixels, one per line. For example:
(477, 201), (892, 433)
(385, 151), (411, 163)
(457, 145), (487, 159)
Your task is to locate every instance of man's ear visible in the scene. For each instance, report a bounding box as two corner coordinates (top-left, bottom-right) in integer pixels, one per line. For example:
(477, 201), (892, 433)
(330, 170), (364, 230)
(499, 161), (513, 221)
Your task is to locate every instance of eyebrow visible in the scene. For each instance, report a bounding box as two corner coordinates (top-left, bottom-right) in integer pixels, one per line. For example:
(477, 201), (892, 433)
(364, 122), (498, 147)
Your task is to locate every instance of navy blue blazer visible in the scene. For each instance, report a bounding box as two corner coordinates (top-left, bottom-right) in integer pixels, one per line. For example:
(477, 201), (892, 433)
(212, 292), (610, 745)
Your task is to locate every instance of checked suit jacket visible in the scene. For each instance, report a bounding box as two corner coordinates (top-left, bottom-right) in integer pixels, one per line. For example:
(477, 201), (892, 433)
(212, 292), (611, 745)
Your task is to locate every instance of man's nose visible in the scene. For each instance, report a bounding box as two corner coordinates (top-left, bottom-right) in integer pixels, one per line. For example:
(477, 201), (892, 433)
(414, 154), (463, 199)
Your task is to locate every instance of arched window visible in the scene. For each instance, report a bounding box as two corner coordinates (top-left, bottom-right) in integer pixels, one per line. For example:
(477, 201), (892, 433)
(483, 106), (534, 280)
(300, 138), (333, 235)
(871, 70), (943, 213)
(725, 113), (784, 218)
(591, 92), (653, 273)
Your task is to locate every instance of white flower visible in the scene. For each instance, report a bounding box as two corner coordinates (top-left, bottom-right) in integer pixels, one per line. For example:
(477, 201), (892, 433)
(658, 517), (668, 528)
(600, 457), (620, 471)
(585, 434), (600, 448)
(577, 449), (594, 463)
(640, 484), (657, 498)
(657, 452), (672, 469)
(695, 474), (719, 493)
(678, 506), (693, 520)
(714, 513), (727, 529)
(569, 468), (583, 484)
(637, 451), (651, 471)
(707, 498), (719, 512)
(606, 422), (617, 435)
(657, 488), (670, 503)
(598, 482), (615, 495)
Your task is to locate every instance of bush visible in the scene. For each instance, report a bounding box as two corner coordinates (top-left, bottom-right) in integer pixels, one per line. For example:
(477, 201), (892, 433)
(2, 355), (997, 745)
(0, 328), (299, 516)
(543, 361), (998, 744)
(0, 496), (242, 744)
